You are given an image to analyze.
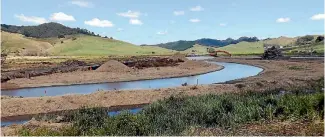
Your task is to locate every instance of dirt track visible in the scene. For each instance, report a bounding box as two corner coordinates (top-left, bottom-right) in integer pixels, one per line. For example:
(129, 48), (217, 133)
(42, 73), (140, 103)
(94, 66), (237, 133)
(1, 58), (323, 118)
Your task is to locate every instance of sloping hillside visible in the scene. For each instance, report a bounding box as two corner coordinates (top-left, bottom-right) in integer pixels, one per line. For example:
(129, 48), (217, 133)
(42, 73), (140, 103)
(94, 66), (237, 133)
(48, 35), (174, 56)
(1, 31), (174, 56)
(216, 41), (264, 55)
(181, 44), (210, 55)
(1, 31), (53, 56)
(264, 36), (297, 46)
(146, 37), (259, 51)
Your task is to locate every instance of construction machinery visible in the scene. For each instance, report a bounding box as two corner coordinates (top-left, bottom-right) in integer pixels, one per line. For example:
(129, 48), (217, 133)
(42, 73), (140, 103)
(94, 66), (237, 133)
(261, 45), (283, 59)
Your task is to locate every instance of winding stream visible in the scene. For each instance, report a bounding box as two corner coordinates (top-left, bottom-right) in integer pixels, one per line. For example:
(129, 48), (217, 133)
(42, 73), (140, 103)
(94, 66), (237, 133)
(1, 58), (263, 127)
(1, 62), (263, 97)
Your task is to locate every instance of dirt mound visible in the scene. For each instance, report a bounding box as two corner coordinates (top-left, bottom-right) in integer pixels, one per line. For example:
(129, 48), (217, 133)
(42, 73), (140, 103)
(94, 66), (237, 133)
(179, 60), (211, 69)
(60, 60), (87, 66)
(96, 60), (132, 72)
(123, 58), (180, 69)
(169, 53), (188, 62)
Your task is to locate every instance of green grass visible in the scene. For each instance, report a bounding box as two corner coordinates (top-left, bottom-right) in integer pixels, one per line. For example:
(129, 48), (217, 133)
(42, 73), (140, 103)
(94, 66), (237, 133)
(47, 35), (175, 56)
(1, 31), (53, 55)
(19, 78), (324, 136)
(1, 32), (175, 56)
(181, 44), (210, 55)
(216, 41), (264, 55)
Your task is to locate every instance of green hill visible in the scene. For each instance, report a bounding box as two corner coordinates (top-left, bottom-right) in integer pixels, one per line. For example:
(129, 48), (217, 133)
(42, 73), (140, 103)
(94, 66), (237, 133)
(1, 31), (53, 56)
(216, 41), (264, 55)
(181, 44), (210, 55)
(1, 31), (174, 56)
(47, 35), (174, 56)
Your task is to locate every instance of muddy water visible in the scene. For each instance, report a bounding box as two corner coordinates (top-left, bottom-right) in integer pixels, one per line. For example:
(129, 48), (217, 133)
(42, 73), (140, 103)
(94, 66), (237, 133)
(1, 62), (263, 97)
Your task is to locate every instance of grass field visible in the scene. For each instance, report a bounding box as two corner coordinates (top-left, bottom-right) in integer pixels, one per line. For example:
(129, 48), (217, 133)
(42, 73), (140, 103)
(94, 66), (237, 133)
(47, 35), (175, 56)
(1, 32), (175, 56)
(181, 44), (210, 55)
(216, 41), (264, 55)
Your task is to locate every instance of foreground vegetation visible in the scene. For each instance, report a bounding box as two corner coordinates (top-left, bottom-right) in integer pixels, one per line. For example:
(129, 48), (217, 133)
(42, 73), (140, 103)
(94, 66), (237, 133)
(18, 78), (324, 136)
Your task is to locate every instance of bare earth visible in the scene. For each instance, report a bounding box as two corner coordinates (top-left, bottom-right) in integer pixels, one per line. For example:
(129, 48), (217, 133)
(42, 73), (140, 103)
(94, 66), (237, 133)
(1, 58), (323, 118)
(2, 60), (222, 89)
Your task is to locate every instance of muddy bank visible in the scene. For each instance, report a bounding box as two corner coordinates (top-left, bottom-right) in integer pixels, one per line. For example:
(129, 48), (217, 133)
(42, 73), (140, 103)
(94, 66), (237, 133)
(1, 58), (323, 118)
(2, 60), (222, 89)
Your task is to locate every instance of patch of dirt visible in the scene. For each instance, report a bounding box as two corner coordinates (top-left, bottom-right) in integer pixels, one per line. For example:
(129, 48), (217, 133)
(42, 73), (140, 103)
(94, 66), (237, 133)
(169, 52), (188, 62)
(123, 58), (181, 69)
(59, 59), (87, 66)
(1, 60), (91, 83)
(96, 60), (132, 73)
(179, 60), (211, 69)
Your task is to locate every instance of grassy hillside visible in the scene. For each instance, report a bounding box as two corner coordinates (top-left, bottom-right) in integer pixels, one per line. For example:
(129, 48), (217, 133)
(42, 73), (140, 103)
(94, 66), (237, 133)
(1, 31), (52, 55)
(181, 44), (210, 55)
(264, 36), (297, 46)
(216, 41), (264, 55)
(47, 35), (174, 56)
(1, 32), (174, 56)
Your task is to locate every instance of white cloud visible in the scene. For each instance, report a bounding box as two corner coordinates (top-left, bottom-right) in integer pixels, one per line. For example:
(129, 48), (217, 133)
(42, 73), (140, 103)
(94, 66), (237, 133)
(170, 20), (175, 24)
(84, 18), (114, 27)
(190, 6), (204, 11)
(117, 28), (124, 31)
(14, 14), (47, 24)
(276, 17), (291, 23)
(189, 18), (200, 23)
(157, 30), (168, 35)
(50, 12), (75, 21)
(311, 14), (325, 20)
(219, 23), (227, 26)
(117, 10), (141, 18)
(70, 0), (93, 8)
(129, 19), (143, 25)
(173, 11), (185, 16)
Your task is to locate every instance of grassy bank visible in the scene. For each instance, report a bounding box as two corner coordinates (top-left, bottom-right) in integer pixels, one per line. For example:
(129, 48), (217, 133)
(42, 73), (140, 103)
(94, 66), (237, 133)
(18, 78), (324, 136)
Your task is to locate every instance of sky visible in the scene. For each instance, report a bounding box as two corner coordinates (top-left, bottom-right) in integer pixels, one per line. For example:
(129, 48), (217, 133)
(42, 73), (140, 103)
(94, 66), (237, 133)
(1, 0), (324, 45)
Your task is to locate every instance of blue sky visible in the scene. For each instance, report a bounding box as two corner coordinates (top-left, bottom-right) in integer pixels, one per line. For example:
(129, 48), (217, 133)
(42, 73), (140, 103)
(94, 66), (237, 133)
(2, 0), (324, 45)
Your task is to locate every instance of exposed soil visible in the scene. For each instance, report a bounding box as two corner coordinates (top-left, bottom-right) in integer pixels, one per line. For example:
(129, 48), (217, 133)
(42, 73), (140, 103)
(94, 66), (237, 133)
(1, 60), (221, 89)
(1, 58), (323, 118)
(96, 60), (132, 72)
(123, 58), (182, 69)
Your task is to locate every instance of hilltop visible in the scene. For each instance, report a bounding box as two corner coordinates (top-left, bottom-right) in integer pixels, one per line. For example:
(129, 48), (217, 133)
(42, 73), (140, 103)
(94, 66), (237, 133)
(143, 37), (259, 51)
(1, 22), (97, 38)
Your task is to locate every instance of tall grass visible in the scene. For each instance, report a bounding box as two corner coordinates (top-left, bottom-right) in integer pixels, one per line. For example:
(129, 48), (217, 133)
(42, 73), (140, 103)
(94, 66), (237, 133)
(19, 78), (324, 136)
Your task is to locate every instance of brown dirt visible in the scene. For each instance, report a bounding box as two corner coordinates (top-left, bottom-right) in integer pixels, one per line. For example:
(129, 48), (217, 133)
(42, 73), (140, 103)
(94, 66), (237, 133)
(169, 52), (188, 62)
(1, 58), (323, 118)
(123, 58), (181, 69)
(95, 60), (132, 72)
(179, 60), (211, 69)
(59, 59), (87, 66)
(2, 61), (222, 89)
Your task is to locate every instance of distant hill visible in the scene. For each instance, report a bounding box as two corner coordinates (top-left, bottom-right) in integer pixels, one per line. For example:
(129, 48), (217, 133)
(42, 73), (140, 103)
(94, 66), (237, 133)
(144, 37), (259, 51)
(1, 31), (175, 56)
(1, 22), (97, 38)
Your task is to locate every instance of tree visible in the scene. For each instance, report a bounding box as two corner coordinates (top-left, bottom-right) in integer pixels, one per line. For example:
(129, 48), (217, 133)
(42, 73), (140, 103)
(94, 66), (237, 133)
(296, 35), (314, 45)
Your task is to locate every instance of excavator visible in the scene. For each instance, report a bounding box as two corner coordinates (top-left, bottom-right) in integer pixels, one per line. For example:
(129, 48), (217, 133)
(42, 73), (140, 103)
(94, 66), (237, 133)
(207, 48), (232, 57)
